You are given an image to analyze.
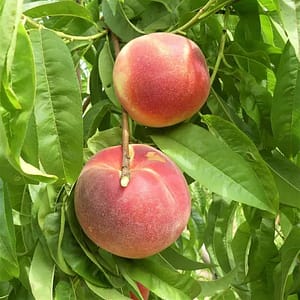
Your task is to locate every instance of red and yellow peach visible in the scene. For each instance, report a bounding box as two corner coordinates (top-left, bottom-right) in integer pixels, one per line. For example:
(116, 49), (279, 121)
(113, 32), (210, 127)
(74, 144), (191, 259)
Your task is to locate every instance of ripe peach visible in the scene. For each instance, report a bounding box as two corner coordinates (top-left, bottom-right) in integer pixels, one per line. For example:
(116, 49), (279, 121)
(129, 282), (149, 300)
(74, 144), (191, 258)
(113, 32), (210, 127)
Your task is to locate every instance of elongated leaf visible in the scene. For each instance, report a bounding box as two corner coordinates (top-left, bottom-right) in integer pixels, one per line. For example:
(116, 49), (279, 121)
(2, 23), (35, 158)
(278, 0), (300, 61)
(98, 41), (120, 107)
(274, 226), (300, 300)
(160, 247), (211, 270)
(102, 0), (143, 42)
(152, 123), (277, 213)
(55, 281), (76, 300)
(202, 114), (279, 211)
(116, 256), (201, 300)
(246, 218), (278, 280)
(29, 242), (55, 300)
(0, 0), (22, 83)
(83, 100), (112, 142)
(271, 42), (300, 157)
(0, 180), (19, 280)
(263, 151), (300, 209)
(199, 269), (238, 297)
(87, 127), (122, 154)
(85, 281), (130, 300)
(30, 29), (83, 184)
(24, 1), (95, 24)
(61, 226), (110, 287)
(43, 210), (74, 275)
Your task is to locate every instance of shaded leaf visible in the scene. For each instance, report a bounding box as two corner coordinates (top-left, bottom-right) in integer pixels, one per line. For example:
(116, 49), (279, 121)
(102, 0), (143, 42)
(98, 41), (120, 107)
(278, 0), (300, 61)
(263, 151), (300, 209)
(274, 226), (300, 300)
(271, 42), (300, 157)
(0, 180), (19, 280)
(29, 242), (55, 300)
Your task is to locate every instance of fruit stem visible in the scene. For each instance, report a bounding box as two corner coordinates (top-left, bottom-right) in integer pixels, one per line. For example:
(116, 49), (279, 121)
(111, 33), (131, 188)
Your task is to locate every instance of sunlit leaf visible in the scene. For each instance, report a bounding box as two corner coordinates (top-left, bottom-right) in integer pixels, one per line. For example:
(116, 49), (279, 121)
(30, 29), (83, 184)
(152, 123), (277, 213)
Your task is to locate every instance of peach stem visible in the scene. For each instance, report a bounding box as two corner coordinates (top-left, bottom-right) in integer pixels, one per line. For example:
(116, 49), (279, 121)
(111, 33), (131, 187)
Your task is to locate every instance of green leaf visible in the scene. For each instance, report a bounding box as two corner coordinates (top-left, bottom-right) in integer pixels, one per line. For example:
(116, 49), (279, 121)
(55, 281), (76, 300)
(202, 114), (279, 211)
(199, 269), (238, 297)
(231, 222), (251, 282)
(102, 0), (143, 42)
(263, 151), (300, 209)
(29, 242), (55, 300)
(152, 123), (277, 213)
(24, 1), (95, 24)
(274, 226), (300, 300)
(246, 218), (278, 280)
(160, 247), (212, 270)
(0, 180), (19, 280)
(278, 0), (300, 61)
(271, 42), (300, 157)
(85, 281), (130, 300)
(0, 0), (22, 83)
(83, 100), (112, 142)
(1, 23), (35, 158)
(87, 127), (122, 154)
(98, 41), (120, 107)
(30, 29), (83, 184)
(61, 226), (110, 287)
(117, 256), (201, 300)
(43, 209), (74, 275)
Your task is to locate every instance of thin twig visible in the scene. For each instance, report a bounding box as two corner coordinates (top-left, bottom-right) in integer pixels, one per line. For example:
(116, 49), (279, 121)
(172, 0), (234, 34)
(210, 8), (230, 86)
(111, 33), (131, 188)
(23, 15), (108, 41)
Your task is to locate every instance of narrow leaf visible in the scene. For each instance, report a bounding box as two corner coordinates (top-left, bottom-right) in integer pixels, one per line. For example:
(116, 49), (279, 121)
(102, 0), (143, 42)
(202, 114), (279, 211)
(152, 124), (277, 213)
(278, 0), (300, 61)
(29, 242), (55, 300)
(0, 180), (19, 280)
(30, 29), (83, 184)
(98, 41), (120, 107)
(263, 151), (300, 209)
(85, 281), (130, 300)
(0, 0), (22, 83)
(271, 42), (300, 157)
(274, 226), (300, 300)
(24, 1), (95, 24)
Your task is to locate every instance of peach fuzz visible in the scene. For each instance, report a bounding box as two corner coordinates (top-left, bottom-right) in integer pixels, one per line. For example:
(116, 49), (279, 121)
(74, 144), (191, 259)
(113, 32), (210, 127)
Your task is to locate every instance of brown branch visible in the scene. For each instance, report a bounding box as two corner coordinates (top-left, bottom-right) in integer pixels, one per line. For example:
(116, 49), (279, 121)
(111, 33), (131, 187)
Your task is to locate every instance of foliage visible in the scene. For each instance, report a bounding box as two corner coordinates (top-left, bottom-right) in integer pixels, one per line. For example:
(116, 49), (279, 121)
(0, 0), (300, 299)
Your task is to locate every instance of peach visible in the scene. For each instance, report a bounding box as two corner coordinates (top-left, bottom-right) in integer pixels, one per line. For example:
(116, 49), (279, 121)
(74, 144), (191, 258)
(113, 32), (210, 127)
(129, 282), (149, 300)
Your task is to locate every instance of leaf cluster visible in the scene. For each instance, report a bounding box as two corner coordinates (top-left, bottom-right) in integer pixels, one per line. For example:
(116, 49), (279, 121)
(1, 0), (300, 299)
